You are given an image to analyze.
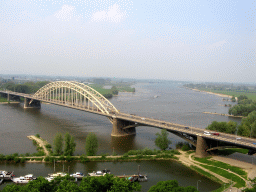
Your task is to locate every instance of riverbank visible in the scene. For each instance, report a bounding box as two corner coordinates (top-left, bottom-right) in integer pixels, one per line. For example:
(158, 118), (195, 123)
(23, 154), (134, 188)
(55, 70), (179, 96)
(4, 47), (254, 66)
(184, 87), (238, 100)
(203, 112), (244, 118)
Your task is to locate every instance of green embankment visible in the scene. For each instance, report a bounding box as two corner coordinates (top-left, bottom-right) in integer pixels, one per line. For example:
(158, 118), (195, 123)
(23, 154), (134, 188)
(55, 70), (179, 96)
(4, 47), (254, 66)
(0, 97), (8, 102)
(200, 164), (246, 188)
(194, 157), (247, 179)
(216, 148), (249, 156)
(198, 88), (256, 101)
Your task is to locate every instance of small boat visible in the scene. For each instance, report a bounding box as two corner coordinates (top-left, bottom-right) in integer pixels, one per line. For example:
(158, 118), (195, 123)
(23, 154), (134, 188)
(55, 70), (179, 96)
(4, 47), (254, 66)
(70, 172), (84, 179)
(48, 172), (67, 177)
(88, 169), (110, 177)
(12, 174), (36, 184)
(45, 172), (67, 182)
(154, 95), (158, 98)
(128, 175), (148, 182)
(0, 170), (15, 180)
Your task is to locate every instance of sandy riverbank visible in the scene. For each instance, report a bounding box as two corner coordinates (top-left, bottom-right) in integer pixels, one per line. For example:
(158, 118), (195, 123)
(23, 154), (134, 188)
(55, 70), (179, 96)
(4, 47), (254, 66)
(185, 87), (238, 101)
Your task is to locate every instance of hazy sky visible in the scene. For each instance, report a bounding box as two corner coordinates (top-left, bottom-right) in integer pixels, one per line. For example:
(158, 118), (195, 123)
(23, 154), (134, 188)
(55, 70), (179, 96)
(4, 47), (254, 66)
(0, 0), (255, 82)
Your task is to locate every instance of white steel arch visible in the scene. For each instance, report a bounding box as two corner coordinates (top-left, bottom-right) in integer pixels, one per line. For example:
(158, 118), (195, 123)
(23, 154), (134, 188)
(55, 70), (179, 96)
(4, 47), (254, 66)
(32, 81), (119, 115)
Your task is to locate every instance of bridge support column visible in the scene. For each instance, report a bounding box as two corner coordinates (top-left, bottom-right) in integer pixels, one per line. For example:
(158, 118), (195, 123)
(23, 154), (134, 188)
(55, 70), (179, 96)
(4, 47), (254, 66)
(195, 135), (209, 158)
(111, 118), (136, 137)
(24, 98), (41, 109)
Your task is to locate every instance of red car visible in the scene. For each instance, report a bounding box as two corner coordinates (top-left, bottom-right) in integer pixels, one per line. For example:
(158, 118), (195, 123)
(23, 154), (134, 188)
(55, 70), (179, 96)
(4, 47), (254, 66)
(212, 132), (220, 136)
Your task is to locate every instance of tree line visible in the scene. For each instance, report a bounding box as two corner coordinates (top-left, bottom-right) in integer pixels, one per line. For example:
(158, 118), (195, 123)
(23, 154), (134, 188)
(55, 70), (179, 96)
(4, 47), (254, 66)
(2, 175), (198, 192)
(229, 95), (256, 116)
(1, 81), (50, 94)
(206, 111), (256, 138)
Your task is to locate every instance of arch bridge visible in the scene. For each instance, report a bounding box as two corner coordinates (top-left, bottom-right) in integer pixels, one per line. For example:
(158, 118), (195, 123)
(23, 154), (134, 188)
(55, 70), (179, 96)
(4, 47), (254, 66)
(1, 81), (256, 158)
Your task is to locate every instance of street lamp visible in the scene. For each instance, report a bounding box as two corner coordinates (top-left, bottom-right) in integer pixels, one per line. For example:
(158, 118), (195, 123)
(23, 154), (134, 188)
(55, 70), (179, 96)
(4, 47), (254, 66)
(197, 180), (201, 191)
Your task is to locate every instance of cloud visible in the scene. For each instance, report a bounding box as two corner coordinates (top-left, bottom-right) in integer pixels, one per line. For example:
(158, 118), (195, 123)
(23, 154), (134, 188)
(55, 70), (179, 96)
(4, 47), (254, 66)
(91, 4), (127, 23)
(54, 5), (76, 21)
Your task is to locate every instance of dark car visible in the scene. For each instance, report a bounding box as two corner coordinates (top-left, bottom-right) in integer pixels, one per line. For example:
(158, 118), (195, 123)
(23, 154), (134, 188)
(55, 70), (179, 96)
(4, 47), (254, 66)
(212, 132), (220, 136)
(184, 127), (189, 129)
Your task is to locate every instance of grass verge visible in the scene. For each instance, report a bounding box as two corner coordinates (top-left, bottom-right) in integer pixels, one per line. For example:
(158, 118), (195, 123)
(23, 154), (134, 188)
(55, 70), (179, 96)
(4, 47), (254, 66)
(194, 157), (247, 179)
(200, 164), (246, 188)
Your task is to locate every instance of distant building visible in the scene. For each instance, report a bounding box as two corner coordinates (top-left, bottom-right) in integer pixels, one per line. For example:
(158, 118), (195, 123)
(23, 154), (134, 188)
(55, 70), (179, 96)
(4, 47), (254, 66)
(93, 78), (105, 84)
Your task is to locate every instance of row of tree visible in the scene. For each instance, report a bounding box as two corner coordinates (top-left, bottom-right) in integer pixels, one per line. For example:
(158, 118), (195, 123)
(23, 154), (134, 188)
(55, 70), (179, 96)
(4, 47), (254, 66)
(229, 95), (256, 116)
(53, 132), (98, 156)
(206, 111), (256, 138)
(2, 175), (198, 192)
(2, 81), (50, 94)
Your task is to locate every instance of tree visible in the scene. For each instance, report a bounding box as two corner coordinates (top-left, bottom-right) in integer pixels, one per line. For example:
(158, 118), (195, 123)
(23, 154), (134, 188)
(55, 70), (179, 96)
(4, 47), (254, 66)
(148, 180), (198, 192)
(85, 132), (98, 156)
(64, 132), (76, 156)
(237, 111), (256, 138)
(111, 86), (119, 95)
(53, 133), (63, 155)
(231, 96), (236, 102)
(155, 129), (171, 151)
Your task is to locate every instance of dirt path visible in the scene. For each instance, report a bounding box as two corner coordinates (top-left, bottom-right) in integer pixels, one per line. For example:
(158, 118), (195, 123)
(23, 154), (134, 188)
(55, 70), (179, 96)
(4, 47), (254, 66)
(27, 135), (49, 156)
(176, 151), (254, 190)
(212, 155), (256, 180)
(177, 151), (230, 183)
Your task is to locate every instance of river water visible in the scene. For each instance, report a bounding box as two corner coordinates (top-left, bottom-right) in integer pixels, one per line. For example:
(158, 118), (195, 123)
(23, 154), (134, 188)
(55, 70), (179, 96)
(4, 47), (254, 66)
(0, 81), (241, 191)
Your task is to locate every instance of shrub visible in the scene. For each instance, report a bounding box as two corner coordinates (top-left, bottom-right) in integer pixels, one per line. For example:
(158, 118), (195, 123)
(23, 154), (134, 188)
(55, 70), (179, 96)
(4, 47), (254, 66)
(181, 144), (192, 151)
(44, 156), (50, 161)
(35, 134), (40, 138)
(13, 153), (19, 157)
(25, 153), (30, 157)
(32, 140), (37, 145)
(58, 155), (65, 161)
(0, 154), (5, 161)
(5, 155), (14, 161)
(65, 155), (73, 162)
(14, 157), (20, 163)
(45, 144), (52, 149)
(20, 157), (26, 163)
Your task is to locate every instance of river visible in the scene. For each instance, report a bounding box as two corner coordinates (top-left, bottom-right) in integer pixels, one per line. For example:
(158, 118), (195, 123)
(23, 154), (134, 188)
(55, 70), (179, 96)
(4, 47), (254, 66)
(0, 80), (241, 191)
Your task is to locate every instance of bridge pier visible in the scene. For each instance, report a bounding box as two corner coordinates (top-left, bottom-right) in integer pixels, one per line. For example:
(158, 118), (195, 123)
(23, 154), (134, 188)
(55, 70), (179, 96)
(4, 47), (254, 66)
(24, 97), (41, 109)
(111, 118), (136, 137)
(195, 135), (209, 158)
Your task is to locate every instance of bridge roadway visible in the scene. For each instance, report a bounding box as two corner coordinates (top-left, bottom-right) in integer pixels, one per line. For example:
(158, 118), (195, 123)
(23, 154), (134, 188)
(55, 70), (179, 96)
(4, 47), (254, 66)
(1, 90), (256, 152)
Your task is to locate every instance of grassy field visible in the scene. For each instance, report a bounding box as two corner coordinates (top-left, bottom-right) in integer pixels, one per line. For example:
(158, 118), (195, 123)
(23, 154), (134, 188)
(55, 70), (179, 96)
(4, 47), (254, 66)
(216, 148), (249, 156)
(0, 96), (8, 102)
(198, 88), (256, 101)
(194, 157), (247, 179)
(200, 164), (246, 188)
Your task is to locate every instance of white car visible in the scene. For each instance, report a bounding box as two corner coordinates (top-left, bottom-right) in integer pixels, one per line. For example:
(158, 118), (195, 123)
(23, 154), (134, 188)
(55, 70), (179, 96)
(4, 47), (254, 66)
(204, 131), (211, 136)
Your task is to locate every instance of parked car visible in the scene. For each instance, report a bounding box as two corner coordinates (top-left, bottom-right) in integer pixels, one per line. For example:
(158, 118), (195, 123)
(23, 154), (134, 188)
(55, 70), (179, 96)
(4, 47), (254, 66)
(236, 137), (241, 140)
(212, 132), (220, 136)
(204, 131), (211, 136)
(141, 118), (145, 120)
(184, 127), (189, 129)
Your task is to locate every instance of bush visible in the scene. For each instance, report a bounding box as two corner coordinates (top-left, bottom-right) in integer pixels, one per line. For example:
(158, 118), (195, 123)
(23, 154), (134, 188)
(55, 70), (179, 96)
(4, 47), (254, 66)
(5, 155), (14, 161)
(44, 156), (50, 161)
(0, 154), (5, 161)
(37, 146), (43, 151)
(32, 151), (45, 156)
(58, 155), (65, 161)
(14, 157), (20, 163)
(20, 157), (26, 163)
(13, 153), (19, 157)
(65, 155), (73, 162)
(25, 153), (30, 157)
(181, 144), (192, 151)
(32, 140), (37, 145)
(35, 134), (40, 138)
(45, 144), (52, 149)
